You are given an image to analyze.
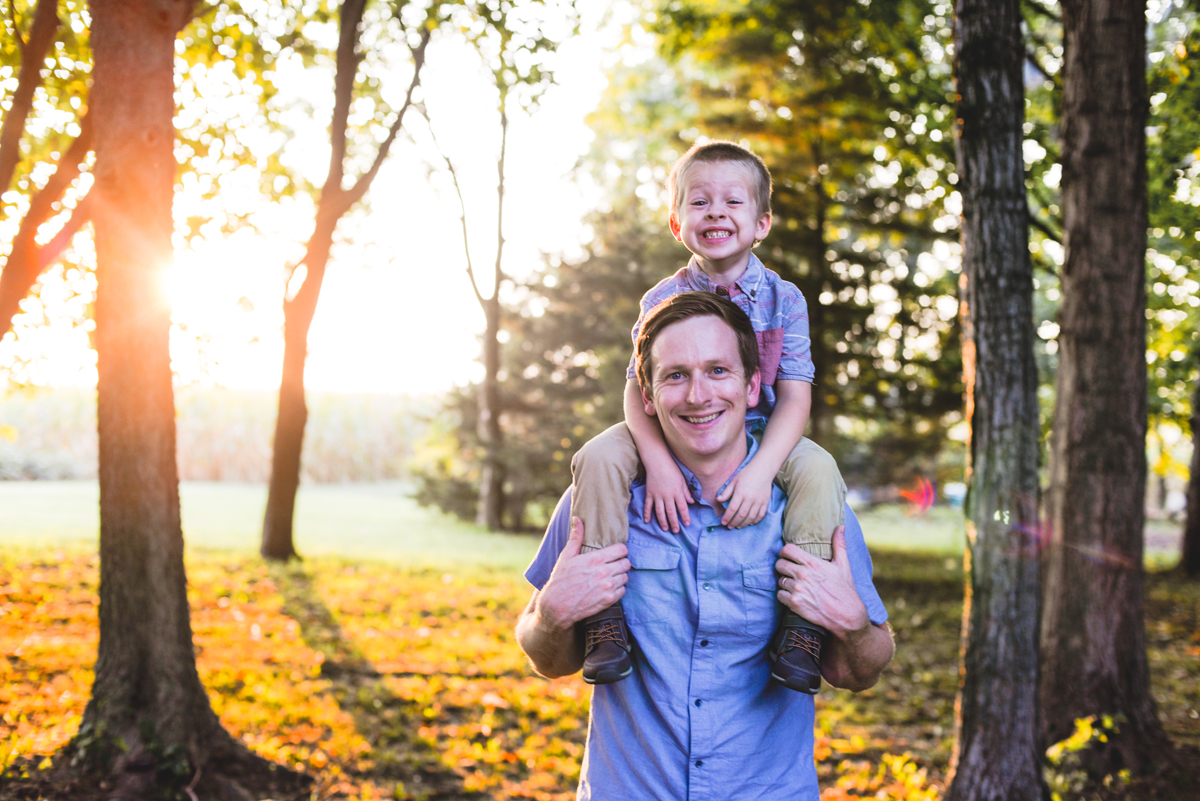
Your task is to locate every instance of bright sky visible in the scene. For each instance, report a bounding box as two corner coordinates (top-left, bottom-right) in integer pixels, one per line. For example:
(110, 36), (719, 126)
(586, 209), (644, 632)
(1, 2), (637, 395)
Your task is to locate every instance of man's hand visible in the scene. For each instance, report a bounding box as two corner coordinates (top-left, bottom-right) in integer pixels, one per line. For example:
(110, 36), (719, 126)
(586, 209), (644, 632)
(517, 517), (632, 679)
(643, 460), (692, 533)
(775, 526), (894, 690)
(716, 457), (774, 528)
(536, 517), (631, 631)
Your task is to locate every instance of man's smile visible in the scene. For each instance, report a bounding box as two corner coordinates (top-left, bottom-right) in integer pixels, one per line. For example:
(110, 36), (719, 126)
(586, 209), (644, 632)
(681, 410), (722, 425)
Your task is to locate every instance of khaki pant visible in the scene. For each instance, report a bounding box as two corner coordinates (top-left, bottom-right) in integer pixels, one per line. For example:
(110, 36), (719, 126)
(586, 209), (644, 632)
(570, 423), (846, 559)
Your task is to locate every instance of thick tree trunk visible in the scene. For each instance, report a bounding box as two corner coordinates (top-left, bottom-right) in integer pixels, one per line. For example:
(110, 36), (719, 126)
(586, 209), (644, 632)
(1041, 0), (1171, 775)
(944, 0), (1045, 798)
(1184, 381), (1200, 575)
(81, 0), (237, 782)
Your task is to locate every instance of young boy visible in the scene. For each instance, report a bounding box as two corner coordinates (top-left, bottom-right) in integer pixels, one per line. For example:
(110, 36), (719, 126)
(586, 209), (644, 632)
(570, 141), (846, 694)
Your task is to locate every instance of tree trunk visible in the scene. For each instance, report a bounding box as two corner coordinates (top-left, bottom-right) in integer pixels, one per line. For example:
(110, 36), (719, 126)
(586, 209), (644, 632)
(260, 0), (428, 557)
(476, 105), (508, 531)
(1183, 380), (1200, 575)
(81, 0), (241, 783)
(261, 212), (336, 560)
(807, 145), (831, 443)
(1041, 0), (1171, 775)
(943, 0), (1045, 798)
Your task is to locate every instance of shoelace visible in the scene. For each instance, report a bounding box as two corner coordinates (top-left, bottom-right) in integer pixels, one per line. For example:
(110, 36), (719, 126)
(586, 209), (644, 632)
(586, 619), (626, 653)
(782, 628), (821, 661)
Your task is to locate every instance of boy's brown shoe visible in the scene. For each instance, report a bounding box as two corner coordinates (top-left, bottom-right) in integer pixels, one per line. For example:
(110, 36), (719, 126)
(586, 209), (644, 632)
(581, 602), (633, 685)
(768, 610), (826, 694)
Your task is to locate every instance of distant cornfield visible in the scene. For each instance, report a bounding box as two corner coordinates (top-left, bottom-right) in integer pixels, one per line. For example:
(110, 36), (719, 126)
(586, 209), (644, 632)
(0, 387), (432, 482)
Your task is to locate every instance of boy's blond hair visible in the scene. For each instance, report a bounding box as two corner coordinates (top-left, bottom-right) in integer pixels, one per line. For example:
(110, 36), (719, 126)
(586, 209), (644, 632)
(667, 140), (773, 219)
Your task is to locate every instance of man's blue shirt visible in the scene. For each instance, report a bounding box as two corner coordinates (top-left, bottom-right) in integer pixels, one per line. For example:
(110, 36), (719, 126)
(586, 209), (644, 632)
(525, 438), (889, 801)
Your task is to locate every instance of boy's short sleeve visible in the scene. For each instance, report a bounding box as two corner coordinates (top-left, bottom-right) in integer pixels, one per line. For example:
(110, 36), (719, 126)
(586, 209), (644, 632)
(774, 286), (815, 383)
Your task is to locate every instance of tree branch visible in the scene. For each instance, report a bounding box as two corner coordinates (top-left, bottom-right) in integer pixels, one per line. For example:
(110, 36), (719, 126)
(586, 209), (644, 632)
(343, 27), (432, 210)
(420, 105), (486, 308)
(38, 193), (92, 269)
(0, 116), (93, 339)
(1027, 207), (1062, 245)
(322, 0), (368, 203)
(0, 0), (61, 205)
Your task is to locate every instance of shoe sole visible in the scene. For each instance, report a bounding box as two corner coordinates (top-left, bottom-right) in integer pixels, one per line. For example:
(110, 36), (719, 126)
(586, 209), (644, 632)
(582, 664), (634, 685)
(770, 671), (819, 695)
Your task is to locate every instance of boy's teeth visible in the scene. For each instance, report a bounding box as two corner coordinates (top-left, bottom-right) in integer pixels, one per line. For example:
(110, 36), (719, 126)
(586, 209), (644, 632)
(703, 231), (731, 239)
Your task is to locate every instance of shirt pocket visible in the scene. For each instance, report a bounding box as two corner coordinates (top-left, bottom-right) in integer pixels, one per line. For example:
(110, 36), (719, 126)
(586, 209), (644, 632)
(740, 562), (781, 639)
(755, 328), (784, 386)
(623, 539), (682, 627)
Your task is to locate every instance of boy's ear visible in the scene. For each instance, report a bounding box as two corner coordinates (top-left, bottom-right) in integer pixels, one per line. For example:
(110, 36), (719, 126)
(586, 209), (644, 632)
(669, 212), (683, 242)
(754, 212), (772, 244)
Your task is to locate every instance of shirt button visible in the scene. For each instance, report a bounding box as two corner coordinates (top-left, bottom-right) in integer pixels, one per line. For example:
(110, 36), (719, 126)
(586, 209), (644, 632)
(716, 286), (728, 295)
(695, 760), (704, 767)
(700, 640), (710, 647)
(694, 699), (702, 707)
(702, 582), (711, 591)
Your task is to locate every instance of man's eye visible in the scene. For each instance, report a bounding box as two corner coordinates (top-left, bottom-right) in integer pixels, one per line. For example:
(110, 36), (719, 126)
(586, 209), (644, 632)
(711, 366), (728, 375)
(668, 372), (685, 380)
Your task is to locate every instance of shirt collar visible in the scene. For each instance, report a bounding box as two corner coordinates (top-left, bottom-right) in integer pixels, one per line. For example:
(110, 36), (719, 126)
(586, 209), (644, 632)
(666, 433), (761, 506)
(684, 253), (766, 299)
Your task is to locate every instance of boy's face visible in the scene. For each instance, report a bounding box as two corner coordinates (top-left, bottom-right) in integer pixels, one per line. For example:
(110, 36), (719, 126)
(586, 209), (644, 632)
(669, 161), (771, 278)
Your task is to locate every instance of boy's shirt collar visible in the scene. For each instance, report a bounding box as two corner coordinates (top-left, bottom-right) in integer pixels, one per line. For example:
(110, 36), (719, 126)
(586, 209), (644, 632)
(684, 253), (767, 300)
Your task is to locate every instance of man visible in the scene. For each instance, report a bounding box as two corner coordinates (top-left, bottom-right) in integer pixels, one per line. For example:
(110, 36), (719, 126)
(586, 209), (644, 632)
(516, 292), (893, 800)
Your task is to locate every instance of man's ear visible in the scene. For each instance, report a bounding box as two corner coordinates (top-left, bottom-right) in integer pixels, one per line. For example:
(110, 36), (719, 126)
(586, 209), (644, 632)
(669, 212), (683, 242)
(641, 384), (658, 417)
(746, 369), (761, 409)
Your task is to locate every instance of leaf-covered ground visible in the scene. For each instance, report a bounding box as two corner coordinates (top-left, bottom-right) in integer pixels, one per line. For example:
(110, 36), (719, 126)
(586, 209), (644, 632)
(1, 548), (1197, 800)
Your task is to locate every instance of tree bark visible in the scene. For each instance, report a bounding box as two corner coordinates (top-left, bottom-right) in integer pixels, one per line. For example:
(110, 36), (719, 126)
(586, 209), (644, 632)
(82, 0), (229, 773)
(1041, 0), (1172, 775)
(1183, 380), (1200, 575)
(944, 0), (1045, 798)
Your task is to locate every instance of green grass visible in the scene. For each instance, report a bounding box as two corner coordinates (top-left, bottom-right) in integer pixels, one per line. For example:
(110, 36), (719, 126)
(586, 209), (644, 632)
(0, 480), (1184, 569)
(0, 480), (540, 572)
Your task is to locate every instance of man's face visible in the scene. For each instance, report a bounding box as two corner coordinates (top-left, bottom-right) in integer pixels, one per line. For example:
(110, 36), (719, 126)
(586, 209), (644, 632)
(669, 161), (771, 275)
(641, 314), (760, 468)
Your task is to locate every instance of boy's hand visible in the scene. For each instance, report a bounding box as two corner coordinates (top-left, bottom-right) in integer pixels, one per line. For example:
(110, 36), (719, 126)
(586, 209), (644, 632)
(644, 460), (693, 533)
(717, 457), (775, 528)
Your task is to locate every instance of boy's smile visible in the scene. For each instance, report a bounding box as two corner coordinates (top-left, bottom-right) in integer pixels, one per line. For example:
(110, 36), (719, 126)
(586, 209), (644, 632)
(669, 161), (772, 283)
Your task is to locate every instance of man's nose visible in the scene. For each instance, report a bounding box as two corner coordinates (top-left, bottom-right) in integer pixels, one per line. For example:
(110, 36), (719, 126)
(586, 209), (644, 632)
(687, 376), (712, 404)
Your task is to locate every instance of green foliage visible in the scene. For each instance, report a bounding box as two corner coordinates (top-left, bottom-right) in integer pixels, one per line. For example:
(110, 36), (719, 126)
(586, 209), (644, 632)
(1044, 715), (1133, 801)
(1145, 5), (1200, 435)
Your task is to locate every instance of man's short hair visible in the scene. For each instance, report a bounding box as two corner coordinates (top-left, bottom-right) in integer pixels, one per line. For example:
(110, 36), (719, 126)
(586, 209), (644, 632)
(667, 140), (773, 219)
(636, 292), (760, 391)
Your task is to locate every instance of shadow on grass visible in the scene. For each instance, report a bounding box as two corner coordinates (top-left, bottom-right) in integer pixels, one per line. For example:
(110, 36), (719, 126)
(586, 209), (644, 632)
(272, 563), (476, 801)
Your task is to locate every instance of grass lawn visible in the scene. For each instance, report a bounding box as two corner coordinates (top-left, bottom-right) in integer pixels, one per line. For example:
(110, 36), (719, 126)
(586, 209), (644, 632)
(0, 481), (1196, 800)
(0, 481), (539, 572)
